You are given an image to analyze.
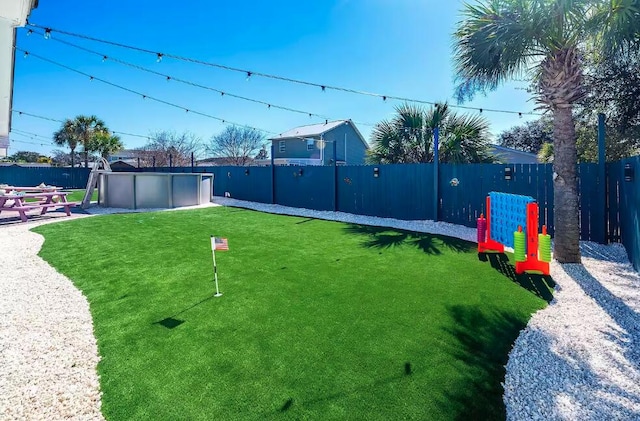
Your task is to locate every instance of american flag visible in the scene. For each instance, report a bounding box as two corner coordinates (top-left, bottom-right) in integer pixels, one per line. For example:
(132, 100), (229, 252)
(212, 237), (229, 251)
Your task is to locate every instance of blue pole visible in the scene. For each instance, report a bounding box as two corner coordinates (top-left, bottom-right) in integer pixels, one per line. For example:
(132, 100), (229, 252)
(270, 144), (275, 204)
(333, 140), (338, 211)
(433, 127), (439, 222)
(597, 113), (606, 243)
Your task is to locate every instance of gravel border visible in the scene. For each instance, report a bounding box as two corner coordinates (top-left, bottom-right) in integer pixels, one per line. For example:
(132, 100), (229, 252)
(2, 198), (638, 419)
(0, 212), (104, 420)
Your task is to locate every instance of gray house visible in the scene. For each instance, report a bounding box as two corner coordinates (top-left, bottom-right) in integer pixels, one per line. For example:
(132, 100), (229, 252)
(269, 120), (369, 165)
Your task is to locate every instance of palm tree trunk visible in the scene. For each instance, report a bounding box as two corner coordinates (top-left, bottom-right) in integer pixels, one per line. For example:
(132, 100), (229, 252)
(84, 151), (89, 168)
(552, 107), (581, 263)
(70, 148), (75, 168)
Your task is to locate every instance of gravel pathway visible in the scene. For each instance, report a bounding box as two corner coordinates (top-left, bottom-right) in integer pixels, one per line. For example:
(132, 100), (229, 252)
(0, 212), (104, 421)
(2, 198), (638, 420)
(504, 242), (640, 420)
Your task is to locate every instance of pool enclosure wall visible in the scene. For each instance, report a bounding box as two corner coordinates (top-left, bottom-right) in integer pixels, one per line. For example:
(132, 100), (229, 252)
(98, 172), (213, 209)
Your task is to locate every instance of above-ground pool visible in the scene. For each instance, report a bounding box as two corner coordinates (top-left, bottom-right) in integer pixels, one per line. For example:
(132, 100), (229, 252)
(98, 172), (213, 209)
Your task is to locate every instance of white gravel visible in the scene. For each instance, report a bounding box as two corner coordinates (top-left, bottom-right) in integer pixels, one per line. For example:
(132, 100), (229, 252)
(2, 197), (638, 420)
(0, 212), (104, 421)
(504, 242), (640, 420)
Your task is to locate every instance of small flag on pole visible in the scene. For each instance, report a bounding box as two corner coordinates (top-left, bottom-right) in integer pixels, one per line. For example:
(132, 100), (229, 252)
(213, 237), (229, 251)
(210, 236), (229, 298)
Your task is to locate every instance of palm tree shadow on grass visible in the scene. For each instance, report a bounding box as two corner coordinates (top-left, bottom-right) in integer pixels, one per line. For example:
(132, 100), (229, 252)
(439, 305), (528, 421)
(344, 224), (472, 255)
(478, 252), (555, 303)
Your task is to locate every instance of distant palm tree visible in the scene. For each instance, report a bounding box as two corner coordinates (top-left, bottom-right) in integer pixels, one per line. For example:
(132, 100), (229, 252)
(453, 0), (640, 263)
(91, 131), (123, 160)
(74, 115), (107, 167)
(367, 103), (493, 164)
(53, 120), (78, 167)
(53, 115), (108, 167)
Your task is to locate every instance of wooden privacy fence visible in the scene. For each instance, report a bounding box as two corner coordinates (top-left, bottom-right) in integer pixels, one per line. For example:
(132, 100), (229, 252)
(0, 166), (91, 189)
(1, 160), (637, 270)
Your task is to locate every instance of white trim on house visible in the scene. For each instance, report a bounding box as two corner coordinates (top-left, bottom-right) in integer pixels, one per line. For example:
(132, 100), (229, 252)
(273, 158), (323, 166)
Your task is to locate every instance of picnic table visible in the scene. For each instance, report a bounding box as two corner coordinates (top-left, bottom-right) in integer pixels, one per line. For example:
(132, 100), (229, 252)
(0, 191), (78, 222)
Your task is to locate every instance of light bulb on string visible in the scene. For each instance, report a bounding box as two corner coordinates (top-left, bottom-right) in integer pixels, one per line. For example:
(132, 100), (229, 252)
(102, 56), (108, 62)
(26, 29), (33, 36)
(44, 28), (51, 39)
(518, 112), (522, 118)
(156, 53), (163, 63)
(23, 51), (29, 59)
(166, 76), (171, 82)
(246, 71), (252, 81)
(321, 86), (326, 92)
(382, 96), (387, 102)
(89, 76), (94, 82)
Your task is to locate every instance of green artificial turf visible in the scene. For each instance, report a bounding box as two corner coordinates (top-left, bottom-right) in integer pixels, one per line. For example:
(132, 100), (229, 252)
(64, 189), (97, 203)
(33, 208), (553, 420)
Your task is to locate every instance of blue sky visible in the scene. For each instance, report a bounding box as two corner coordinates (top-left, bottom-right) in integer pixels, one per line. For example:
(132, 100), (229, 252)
(10, 0), (537, 156)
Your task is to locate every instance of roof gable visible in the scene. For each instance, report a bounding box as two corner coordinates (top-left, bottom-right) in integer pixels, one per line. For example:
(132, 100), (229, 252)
(270, 120), (369, 149)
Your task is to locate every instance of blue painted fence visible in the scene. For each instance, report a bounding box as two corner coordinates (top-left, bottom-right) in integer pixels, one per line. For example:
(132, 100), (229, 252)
(0, 166), (91, 189)
(1, 160), (637, 270)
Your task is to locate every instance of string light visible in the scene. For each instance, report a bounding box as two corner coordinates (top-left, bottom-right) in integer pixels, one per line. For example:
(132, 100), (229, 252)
(102, 55), (107, 62)
(13, 48), (274, 134)
(23, 51), (29, 58)
(12, 110), (152, 140)
(26, 29), (33, 36)
(246, 71), (252, 81)
(156, 53), (163, 63)
(89, 76), (94, 81)
(43, 28), (51, 39)
(24, 22), (541, 116)
(23, 29), (374, 126)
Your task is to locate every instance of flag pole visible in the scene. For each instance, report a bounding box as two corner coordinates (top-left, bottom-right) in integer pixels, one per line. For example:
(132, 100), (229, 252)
(210, 235), (223, 297)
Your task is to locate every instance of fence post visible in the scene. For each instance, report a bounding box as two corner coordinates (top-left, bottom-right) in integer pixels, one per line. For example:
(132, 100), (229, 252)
(597, 113), (607, 243)
(152, 156), (156, 170)
(137, 157), (140, 168)
(191, 152), (194, 172)
(270, 144), (275, 204)
(433, 127), (439, 222)
(333, 140), (338, 211)
(169, 154), (173, 168)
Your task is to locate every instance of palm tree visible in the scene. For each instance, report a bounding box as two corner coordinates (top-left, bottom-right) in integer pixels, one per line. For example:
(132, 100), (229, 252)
(74, 115), (107, 167)
(453, 0), (639, 263)
(367, 102), (494, 164)
(90, 131), (123, 160)
(53, 120), (78, 168)
(53, 115), (108, 167)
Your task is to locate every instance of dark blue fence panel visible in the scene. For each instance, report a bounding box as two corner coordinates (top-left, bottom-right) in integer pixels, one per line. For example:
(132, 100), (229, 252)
(577, 163), (603, 242)
(0, 166), (91, 188)
(609, 157), (640, 271)
(207, 166), (272, 203)
(275, 165), (334, 211)
(338, 164), (435, 220)
(439, 164), (554, 233)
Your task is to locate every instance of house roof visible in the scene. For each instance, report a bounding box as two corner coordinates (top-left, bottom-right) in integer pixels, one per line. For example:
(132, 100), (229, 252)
(270, 120), (369, 149)
(489, 145), (539, 164)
